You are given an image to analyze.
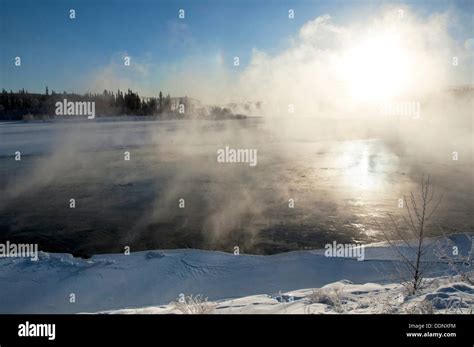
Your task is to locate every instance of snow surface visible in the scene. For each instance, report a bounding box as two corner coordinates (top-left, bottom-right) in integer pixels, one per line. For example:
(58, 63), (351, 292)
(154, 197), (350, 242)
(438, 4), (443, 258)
(0, 233), (472, 314)
(104, 277), (474, 314)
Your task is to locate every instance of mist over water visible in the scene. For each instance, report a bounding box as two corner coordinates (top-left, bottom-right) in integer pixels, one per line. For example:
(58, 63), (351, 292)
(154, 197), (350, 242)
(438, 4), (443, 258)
(0, 98), (472, 257)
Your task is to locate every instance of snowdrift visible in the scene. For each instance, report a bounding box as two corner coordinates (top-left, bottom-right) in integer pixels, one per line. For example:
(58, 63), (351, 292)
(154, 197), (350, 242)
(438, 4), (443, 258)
(0, 234), (471, 314)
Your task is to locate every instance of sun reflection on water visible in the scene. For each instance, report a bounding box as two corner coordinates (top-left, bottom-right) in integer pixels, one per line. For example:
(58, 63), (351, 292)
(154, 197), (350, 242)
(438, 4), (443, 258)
(338, 140), (387, 192)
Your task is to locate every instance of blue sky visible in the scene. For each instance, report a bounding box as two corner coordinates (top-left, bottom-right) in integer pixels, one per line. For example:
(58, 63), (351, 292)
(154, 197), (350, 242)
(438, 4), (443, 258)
(1, 0), (473, 95)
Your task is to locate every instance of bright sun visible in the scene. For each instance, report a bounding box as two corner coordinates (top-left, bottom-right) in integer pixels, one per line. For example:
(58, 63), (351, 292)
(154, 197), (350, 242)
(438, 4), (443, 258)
(342, 32), (410, 102)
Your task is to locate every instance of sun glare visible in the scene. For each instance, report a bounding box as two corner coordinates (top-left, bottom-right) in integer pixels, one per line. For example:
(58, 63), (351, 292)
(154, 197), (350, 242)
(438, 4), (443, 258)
(342, 32), (410, 102)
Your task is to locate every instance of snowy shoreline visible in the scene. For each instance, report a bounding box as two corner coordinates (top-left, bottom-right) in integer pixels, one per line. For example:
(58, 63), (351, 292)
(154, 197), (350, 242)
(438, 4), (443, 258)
(103, 276), (474, 314)
(0, 233), (472, 314)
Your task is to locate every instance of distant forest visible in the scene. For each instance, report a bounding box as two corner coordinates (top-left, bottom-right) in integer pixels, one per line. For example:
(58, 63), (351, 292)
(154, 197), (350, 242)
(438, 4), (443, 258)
(0, 87), (185, 120)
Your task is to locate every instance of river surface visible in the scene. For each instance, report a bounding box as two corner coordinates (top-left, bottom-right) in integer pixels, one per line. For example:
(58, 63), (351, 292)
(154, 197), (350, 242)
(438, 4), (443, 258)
(0, 118), (472, 256)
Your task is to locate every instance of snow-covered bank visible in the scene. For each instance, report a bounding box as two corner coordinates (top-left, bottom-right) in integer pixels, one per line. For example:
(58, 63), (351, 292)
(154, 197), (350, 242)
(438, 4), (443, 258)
(0, 234), (471, 314)
(104, 277), (474, 314)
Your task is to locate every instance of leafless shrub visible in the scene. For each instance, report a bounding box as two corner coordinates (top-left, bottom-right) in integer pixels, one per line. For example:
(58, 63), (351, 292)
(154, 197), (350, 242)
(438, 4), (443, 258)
(433, 233), (474, 285)
(377, 294), (401, 314)
(379, 173), (443, 294)
(306, 288), (345, 313)
(404, 299), (435, 314)
(170, 294), (216, 314)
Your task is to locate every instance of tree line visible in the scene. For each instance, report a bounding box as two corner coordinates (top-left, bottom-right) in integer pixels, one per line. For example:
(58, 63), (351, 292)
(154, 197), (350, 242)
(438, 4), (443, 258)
(0, 87), (177, 120)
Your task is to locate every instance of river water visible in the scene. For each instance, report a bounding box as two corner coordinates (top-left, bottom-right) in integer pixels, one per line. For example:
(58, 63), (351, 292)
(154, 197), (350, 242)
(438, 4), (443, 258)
(0, 118), (472, 256)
